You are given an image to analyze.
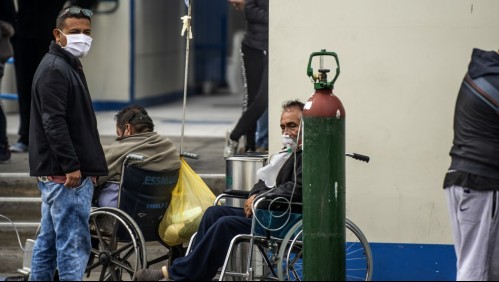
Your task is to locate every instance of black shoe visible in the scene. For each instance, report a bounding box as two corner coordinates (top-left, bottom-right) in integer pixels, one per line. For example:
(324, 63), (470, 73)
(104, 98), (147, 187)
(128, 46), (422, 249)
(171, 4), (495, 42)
(4, 274), (29, 281)
(0, 143), (11, 162)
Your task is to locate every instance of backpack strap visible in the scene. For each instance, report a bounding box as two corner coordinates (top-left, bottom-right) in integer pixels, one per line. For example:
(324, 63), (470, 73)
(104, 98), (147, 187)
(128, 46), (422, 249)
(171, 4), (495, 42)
(464, 74), (499, 113)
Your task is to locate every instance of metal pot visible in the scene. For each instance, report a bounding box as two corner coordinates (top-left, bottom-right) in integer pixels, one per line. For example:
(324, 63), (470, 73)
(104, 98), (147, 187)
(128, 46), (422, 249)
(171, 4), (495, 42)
(225, 154), (268, 192)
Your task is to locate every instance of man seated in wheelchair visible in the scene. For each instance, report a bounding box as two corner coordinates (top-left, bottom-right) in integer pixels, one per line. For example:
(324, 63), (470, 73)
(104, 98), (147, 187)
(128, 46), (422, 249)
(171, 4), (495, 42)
(137, 99), (304, 281)
(95, 105), (181, 208)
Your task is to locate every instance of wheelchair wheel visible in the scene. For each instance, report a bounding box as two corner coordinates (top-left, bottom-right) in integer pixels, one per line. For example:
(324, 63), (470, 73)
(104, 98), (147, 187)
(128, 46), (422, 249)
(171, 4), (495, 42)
(84, 207), (147, 281)
(276, 219), (373, 281)
(345, 219), (373, 281)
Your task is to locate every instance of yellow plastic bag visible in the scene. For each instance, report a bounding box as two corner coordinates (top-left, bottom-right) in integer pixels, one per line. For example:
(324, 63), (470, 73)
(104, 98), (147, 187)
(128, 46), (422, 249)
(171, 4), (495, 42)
(158, 157), (216, 246)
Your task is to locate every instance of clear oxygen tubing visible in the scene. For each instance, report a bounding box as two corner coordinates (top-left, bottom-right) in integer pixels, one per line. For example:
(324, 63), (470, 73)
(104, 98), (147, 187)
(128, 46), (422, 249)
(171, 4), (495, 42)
(251, 118), (303, 232)
(0, 214), (26, 252)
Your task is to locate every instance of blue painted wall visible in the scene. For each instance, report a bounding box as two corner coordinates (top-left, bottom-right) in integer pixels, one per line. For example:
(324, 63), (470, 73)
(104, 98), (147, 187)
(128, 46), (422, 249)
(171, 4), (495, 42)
(192, 0), (228, 88)
(370, 243), (456, 281)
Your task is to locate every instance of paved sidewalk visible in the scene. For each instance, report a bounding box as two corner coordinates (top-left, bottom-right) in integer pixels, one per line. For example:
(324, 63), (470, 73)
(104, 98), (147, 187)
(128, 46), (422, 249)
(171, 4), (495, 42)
(2, 90), (243, 175)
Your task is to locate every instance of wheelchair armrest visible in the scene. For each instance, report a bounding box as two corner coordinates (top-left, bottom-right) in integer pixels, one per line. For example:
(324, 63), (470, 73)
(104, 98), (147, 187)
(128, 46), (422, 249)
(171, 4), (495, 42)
(222, 189), (250, 198)
(253, 196), (302, 213)
(214, 190), (250, 206)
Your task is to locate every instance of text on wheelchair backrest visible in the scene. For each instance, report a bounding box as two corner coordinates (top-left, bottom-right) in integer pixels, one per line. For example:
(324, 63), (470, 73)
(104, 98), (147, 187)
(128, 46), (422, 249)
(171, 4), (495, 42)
(143, 175), (177, 185)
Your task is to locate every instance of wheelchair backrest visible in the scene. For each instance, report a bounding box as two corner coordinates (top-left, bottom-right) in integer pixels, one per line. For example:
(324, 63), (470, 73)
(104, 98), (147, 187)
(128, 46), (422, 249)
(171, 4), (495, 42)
(118, 165), (179, 241)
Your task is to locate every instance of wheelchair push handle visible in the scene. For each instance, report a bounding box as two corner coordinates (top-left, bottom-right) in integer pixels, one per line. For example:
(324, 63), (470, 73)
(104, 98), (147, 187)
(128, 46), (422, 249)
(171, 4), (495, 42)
(181, 151), (199, 159)
(126, 154), (145, 161)
(346, 152), (370, 163)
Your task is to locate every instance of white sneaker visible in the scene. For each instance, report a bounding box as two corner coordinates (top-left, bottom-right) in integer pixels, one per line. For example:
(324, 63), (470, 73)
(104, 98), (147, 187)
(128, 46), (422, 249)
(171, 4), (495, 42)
(224, 130), (238, 158)
(9, 142), (28, 153)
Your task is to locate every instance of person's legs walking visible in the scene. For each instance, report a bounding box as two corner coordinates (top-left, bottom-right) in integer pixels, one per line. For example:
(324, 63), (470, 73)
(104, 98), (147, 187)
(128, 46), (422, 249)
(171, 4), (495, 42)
(255, 58), (269, 152)
(241, 45), (264, 151)
(11, 37), (38, 151)
(12, 0), (66, 151)
(255, 109), (268, 152)
(229, 60), (268, 145)
(225, 45), (267, 156)
(0, 63), (10, 161)
(0, 102), (10, 161)
(226, 53), (268, 156)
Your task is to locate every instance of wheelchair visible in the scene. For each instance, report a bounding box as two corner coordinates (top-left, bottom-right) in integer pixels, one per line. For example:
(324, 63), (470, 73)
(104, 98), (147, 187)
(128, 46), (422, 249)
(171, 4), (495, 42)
(186, 189), (373, 281)
(84, 153), (182, 281)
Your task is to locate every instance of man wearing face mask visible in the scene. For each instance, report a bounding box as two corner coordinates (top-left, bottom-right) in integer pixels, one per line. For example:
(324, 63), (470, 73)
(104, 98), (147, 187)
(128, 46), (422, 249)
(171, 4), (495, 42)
(28, 6), (108, 281)
(136, 100), (304, 281)
(96, 105), (181, 208)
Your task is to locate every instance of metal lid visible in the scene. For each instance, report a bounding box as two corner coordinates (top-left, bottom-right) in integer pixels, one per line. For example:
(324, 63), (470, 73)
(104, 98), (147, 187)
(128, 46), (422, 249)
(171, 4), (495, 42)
(226, 153), (268, 161)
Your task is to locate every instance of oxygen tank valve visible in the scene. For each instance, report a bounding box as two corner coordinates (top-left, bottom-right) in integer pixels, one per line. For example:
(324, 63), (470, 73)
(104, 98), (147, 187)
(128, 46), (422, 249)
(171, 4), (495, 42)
(318, 68), (330, 81)
(317, 68), (330, 87)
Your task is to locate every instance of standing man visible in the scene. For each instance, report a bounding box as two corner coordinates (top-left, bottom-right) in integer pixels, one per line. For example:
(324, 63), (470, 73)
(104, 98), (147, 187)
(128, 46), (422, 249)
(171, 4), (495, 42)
(444, 48), (499, 281)
(10, 0), (97, 153)
(29, 6), (108, 281)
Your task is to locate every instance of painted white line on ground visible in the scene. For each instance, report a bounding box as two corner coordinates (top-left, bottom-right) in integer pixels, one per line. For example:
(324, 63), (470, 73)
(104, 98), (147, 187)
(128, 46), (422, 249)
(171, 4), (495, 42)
(0, 173), (30, 178)
(0, 222), (40, 228)
(0, 197), (41, 202)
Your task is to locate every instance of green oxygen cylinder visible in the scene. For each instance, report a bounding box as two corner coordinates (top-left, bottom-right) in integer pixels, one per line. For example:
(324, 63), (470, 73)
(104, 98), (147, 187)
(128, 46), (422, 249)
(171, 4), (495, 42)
(302, 49), (345, 280)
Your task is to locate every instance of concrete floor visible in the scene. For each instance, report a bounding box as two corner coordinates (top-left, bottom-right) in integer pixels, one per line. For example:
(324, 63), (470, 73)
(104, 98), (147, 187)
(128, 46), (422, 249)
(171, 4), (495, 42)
(2, 90), (243, 175)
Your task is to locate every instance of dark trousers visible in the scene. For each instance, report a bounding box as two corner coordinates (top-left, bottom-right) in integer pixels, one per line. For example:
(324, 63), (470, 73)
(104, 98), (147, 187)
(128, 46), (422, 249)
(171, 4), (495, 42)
(13, 36), (49, 145)
(0, 63), (7, 145)
(0, 99), (6, 145)
(168, 206), (252, 280)
(12, 0), (66, 146)
(230, 44), (268, 151)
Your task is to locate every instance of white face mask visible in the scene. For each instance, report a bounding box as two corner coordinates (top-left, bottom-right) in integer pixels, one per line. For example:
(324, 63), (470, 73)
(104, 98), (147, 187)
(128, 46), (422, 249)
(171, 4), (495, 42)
(282, 134), (297, 152)
(58, 30), (92, 58)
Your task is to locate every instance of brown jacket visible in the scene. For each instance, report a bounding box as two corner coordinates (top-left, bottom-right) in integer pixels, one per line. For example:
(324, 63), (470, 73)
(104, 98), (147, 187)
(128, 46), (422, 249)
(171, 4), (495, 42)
(98, 132), (181, 185)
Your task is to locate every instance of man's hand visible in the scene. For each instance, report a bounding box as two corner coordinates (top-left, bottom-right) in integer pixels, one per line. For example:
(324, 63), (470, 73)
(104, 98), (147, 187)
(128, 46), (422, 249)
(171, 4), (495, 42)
(228, 0), (245, 11)
(64, 170), (82, 188)
(244, 194), (256, 218)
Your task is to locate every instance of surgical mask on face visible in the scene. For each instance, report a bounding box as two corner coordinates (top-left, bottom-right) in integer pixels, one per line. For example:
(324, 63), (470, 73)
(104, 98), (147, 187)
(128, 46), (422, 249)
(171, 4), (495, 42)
(282, 134), (297, 152)
(58, 30), (92, 58)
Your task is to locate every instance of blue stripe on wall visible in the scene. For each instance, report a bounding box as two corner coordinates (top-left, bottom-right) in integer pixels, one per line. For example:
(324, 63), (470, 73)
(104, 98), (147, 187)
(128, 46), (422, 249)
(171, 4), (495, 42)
(92, 90), (186, 112)
(370, 243), (456, 281)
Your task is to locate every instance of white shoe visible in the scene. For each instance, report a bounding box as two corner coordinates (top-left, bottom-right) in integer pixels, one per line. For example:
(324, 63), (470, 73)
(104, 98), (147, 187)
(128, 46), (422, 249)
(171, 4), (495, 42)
(9, 142), (28, 153)
(224, 130), (238, 158)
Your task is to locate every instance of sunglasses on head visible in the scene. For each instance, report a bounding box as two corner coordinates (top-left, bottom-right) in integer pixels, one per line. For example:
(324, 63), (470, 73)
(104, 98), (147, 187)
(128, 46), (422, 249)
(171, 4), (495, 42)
(60, 7), (93, 18)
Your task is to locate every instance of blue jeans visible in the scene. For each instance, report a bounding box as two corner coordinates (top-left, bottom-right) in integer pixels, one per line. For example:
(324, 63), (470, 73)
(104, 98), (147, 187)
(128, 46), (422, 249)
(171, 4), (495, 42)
(256, 109), (268, 149)
(30, 177), (94, 281)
